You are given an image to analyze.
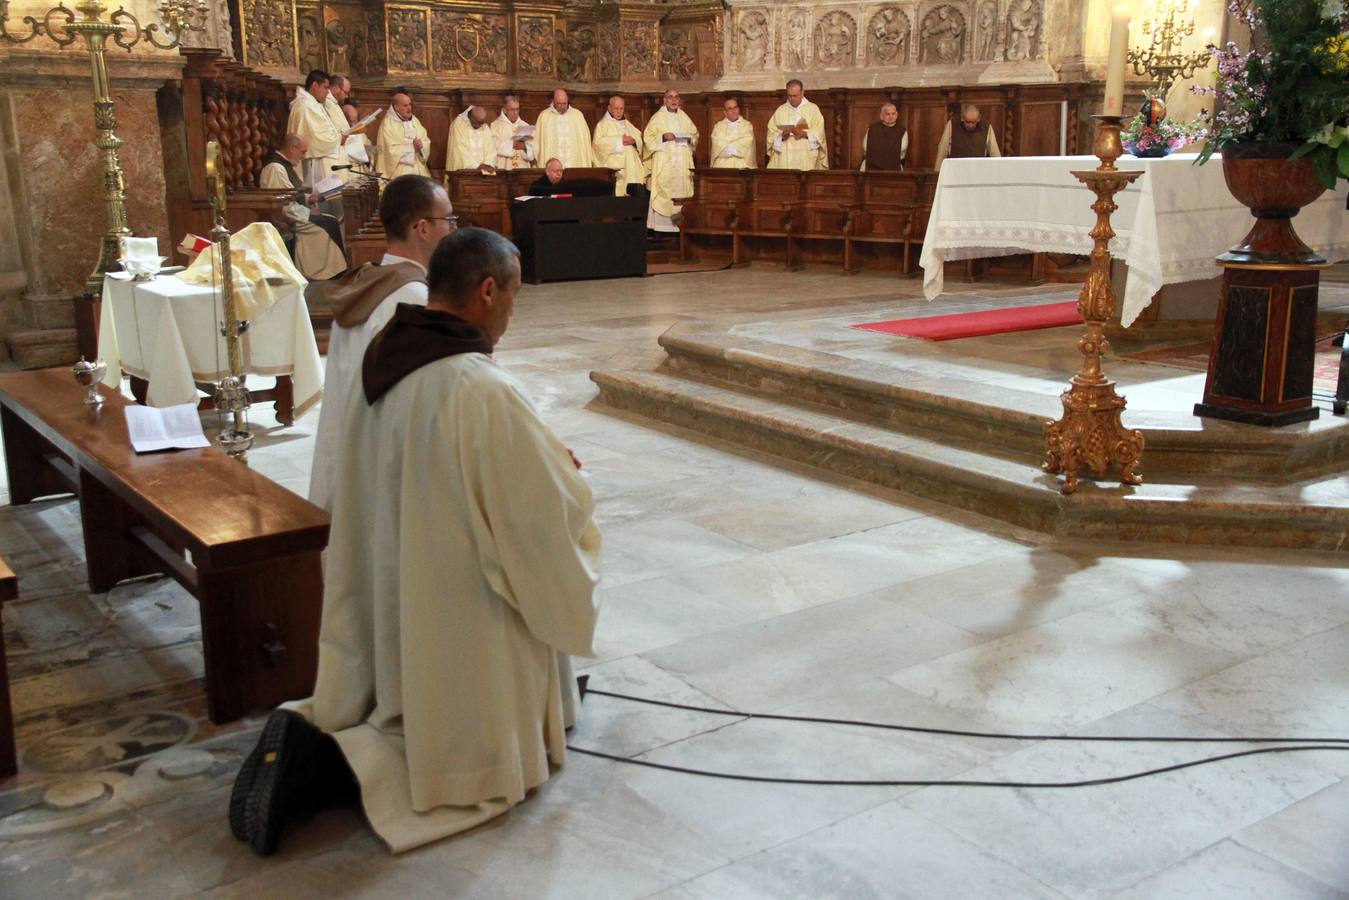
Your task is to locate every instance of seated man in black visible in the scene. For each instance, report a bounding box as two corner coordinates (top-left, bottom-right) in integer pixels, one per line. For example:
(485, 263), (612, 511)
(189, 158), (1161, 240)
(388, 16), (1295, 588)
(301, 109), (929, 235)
(527, 158), (612, 198)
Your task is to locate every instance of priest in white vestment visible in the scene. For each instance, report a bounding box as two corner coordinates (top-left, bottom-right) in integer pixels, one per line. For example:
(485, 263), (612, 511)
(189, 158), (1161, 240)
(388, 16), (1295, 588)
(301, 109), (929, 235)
(490, 95), (536, 170)
(341, 100), (374, 170)
(322, 73), (353, 183)
(536, 89), (595, 168)
(448, 105), (497, 170)
(592, 95), (646, 197)
(308, 174), (452, 512)
(710, 97), (756, 169)
(375, 91), (431, 182)
(231, 226), (601, 857)
(767, 79), (828, 171)
(287, 69), (342, 183)
(642, 88), (698, 232)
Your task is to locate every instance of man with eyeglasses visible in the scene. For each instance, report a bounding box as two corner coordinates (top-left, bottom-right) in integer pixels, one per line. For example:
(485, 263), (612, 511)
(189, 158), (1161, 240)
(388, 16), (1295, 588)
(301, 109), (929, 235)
(933, 103), (1002, 169)
(307, 174), (457, 511)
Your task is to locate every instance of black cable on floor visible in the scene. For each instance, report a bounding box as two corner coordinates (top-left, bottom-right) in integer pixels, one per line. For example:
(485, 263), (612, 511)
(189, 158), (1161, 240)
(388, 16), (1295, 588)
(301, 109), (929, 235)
(582, 687), (1349, 746)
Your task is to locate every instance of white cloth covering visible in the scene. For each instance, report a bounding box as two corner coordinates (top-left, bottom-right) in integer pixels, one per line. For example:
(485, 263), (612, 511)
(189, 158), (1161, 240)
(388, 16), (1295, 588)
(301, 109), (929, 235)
(919, 153), (1349, 326)
(308, 253), (428, 512)
(97, 273), (322, 416)
(300, 348), (601, 854)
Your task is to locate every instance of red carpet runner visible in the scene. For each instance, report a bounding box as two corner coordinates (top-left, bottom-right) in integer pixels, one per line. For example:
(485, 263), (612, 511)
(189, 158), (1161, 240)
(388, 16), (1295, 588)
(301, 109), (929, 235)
(854, 301), (1083, 341)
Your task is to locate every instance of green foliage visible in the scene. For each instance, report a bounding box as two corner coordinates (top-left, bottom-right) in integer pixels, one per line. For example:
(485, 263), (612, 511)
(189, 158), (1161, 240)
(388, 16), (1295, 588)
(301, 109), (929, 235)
(1250, 0), (1349, 144)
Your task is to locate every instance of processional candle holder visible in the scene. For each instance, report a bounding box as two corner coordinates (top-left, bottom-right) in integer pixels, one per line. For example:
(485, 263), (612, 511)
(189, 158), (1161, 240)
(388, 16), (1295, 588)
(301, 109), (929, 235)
(1043, 115), (1146, 494)
(205, 141), (254, 464)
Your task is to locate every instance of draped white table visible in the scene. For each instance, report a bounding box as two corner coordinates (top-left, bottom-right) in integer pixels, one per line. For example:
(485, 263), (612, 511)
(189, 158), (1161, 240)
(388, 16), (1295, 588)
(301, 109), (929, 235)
(919, 153), (1349, 326)
(97, 273), (323, 420)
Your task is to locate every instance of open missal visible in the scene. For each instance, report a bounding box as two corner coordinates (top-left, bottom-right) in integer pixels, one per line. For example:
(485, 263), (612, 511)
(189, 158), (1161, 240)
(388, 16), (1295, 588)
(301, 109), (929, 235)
(125, 402), (211, 453)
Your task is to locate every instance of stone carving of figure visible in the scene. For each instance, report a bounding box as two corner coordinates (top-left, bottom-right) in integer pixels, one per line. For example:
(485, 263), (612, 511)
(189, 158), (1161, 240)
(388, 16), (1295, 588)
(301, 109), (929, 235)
(920, 6), (965, 65)
(784, 9), (809, 69)
(736, 11), (769, 71)
(1007, 0), (1041, 61)
(814, 11), (855, 67)
(976, 2), (998, 61)
(867, 8), (910, 66)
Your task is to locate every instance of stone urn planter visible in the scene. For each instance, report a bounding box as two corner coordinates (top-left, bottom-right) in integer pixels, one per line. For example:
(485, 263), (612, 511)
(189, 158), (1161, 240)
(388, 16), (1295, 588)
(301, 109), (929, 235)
(1217, 142), (1329, 265)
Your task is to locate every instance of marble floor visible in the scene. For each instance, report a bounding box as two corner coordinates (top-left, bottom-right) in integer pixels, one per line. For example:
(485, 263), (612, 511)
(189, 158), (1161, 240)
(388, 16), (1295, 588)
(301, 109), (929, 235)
(2, 264), (1348, 898)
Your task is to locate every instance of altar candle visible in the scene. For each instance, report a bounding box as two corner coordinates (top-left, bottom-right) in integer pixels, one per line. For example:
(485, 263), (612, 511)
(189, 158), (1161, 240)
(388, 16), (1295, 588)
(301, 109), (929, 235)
(1104, 5), (1131, 116)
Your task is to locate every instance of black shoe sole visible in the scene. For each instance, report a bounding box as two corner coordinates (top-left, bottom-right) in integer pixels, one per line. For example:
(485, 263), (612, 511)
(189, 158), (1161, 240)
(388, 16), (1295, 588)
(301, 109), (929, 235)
(239, 710), (317, 857)
(229, 731), (267, 843)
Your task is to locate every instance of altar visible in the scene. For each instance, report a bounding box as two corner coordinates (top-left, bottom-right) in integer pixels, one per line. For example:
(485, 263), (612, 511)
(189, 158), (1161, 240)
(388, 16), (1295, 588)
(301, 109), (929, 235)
(920, 153), (1349, 326)
(97, 273), (323, 419)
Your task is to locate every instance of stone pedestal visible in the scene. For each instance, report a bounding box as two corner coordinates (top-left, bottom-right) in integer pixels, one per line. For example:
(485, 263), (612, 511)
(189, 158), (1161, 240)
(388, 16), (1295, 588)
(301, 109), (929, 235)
(1194, 266), (1322, 427)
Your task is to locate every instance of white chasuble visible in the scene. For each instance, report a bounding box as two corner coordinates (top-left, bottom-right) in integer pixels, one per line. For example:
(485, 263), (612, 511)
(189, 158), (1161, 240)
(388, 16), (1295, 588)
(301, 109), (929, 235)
(375, 108), (431, 182)
(287, 88), (342, 181)
(448, 108), (497, 170)
(711, 118), (756, 169)
(490, 112), (536, 170)
(322, 95), (352, 182)
(643, 108), (698, 229)
(592, 113), (646, 196)
(536, 105), (595, 168)
(301, 352), (601, 853)
(767, 98), (828, 171)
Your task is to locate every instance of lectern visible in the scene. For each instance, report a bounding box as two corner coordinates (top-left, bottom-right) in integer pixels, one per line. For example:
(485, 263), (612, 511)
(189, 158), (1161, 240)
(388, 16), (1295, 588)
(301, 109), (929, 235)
(510, 195), (647, 284)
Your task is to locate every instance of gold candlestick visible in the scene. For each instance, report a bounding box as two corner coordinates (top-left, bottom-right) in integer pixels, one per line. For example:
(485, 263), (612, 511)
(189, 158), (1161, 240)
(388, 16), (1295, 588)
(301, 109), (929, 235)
(1043, 115), (1145, 494)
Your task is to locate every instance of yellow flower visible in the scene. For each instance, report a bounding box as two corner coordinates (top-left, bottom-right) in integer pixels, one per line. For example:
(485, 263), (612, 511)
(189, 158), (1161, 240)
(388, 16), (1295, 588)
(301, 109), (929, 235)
(1315, 35), (1349, 73)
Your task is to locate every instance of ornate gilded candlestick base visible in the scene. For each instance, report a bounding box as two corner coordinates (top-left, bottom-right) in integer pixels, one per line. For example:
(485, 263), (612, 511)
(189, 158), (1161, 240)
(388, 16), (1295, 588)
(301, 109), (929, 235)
(1044, 116), (1146, 494)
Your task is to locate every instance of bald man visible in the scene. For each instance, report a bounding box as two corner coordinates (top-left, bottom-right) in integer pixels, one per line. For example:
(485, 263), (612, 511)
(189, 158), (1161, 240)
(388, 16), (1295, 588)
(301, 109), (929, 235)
(934, 104), (1001, 169)
(861, 102), (908, 171)
(643, 88), (698, 232)
(449, 105), (496, 170)
(491, 95), (536, 170)
(592, 95), (646, 197)
(260, 133), (347, 280)
(375, 91), (431, 182)
(536, 89), (594, 168)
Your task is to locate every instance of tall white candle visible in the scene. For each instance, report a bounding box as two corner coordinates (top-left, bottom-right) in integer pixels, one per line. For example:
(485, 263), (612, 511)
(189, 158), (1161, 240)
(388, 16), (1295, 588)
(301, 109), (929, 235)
(1104, 5), (1131, 116)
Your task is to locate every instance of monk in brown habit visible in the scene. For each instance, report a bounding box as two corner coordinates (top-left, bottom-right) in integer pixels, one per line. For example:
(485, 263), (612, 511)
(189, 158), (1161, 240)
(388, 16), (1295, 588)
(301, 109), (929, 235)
(934, 103), (1002, 169)
(861, 101), (908, 171)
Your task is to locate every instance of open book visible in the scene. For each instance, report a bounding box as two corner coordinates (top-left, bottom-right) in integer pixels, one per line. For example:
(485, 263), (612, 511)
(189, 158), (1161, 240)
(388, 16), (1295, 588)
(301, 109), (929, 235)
(125, 402), (210, 453)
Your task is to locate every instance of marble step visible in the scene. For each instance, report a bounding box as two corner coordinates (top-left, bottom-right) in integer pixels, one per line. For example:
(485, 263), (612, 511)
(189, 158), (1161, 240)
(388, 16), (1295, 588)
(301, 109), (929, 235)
(653, 321), (1349, 482)
(590, 367), (1349, 553)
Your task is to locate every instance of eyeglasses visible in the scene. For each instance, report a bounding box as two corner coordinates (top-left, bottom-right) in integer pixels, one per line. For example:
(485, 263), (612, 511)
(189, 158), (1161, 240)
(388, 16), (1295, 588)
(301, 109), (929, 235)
(423, 215), (459, 227)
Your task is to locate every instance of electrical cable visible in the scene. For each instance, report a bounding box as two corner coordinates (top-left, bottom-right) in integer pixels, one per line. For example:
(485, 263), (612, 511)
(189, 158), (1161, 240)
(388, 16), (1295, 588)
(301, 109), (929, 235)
(566, 685), (1349, 789)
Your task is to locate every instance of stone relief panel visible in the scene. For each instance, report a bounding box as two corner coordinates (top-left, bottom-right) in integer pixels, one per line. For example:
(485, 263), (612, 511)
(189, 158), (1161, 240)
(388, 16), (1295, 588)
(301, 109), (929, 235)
(781, 7), (810, 70)
(517, 14), (555, 77)
(918, 4), (966, 64)
(387, 7), (429, 72)
(1006, 0), (1041, 61)
(974, 0), (998, 61)
(558, 22), (598, 82)
(622, 20), (659, 80)
(661, 26), (698, 81)
(599, 20), (621, 81)
(813, 10), (857, 68)
(432, 11), (509, 75)
(733, 8), (771, 72)
(365, 9), (387, 74)
(241, 0), (296, 69)
(297, 7), (325, 73)
(325, 13), (360, 76)
(866, 7), (911, 67)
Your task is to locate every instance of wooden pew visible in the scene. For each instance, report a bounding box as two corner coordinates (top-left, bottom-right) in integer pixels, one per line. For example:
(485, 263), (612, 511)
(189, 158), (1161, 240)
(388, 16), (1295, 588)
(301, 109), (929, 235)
(0, 370), (330, 725)
(0, 555), (17, 777)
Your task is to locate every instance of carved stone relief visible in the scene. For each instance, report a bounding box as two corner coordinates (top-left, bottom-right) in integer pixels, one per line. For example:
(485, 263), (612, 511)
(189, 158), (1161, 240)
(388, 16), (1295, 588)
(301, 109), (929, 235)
(387, 8), (428, 72)
(558, 23), (598, 82)
(782, 7), (809, 70)
(661, 26), (698, 81)
(326, 16), (357, 76)
(599, 20), (621, 81)
(297, 10), (324, 74)
(517, 15), (555, 77)
(622, 21), (658, 80)
(919, 5), (966, 64)
(1006, 0), (1041, 61)
(972, 1), (998, 61)
(365, 10), (387, 74)
(866, 7), (911, 67)
(241, 0), (296, 69)
(432, 12), (509, 75)
(733, 8), (770, 72)
(814, 10), (857, 68)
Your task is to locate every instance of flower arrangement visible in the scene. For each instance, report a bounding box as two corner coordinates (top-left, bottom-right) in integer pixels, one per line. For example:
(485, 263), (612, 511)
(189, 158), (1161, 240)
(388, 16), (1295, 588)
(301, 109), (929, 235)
(1121, 97), (1208, 158)
(1191, 0), (1349, 188)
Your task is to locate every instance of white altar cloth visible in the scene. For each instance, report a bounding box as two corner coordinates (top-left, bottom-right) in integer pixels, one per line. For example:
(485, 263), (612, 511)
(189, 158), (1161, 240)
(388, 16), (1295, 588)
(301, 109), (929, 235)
(98, 273), (323, 417)
(919, 153), (1349, 326)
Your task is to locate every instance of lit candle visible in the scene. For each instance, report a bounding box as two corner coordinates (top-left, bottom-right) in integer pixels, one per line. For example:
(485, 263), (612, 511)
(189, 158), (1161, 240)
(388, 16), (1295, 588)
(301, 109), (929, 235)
(1104, 5), (1131, 116)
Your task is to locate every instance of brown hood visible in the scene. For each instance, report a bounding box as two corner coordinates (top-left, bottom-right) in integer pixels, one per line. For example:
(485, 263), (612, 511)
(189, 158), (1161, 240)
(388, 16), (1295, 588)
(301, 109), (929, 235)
(362, 303), (495, 404)
(332, 259), (427, 328)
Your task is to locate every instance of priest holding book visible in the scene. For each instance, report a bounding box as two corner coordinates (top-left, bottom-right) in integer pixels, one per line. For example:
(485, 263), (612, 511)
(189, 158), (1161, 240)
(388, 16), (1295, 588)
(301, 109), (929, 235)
(642, 88), (698, 233)
(767, 79), (827, 171)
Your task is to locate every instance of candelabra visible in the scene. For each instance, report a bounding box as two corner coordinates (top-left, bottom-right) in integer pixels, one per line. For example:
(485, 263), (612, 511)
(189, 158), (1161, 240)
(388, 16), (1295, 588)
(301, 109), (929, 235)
(1, 1), (207, 296)
(1126, 0), (1214, 101)
(204, 141), (254, 464)
(1043, 116), (1145, 494)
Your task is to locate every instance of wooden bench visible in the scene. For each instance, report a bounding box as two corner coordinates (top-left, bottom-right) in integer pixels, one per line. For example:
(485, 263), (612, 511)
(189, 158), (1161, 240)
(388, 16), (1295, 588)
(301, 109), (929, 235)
(0, 369), (329, 726)
(0, 556), (17, 777)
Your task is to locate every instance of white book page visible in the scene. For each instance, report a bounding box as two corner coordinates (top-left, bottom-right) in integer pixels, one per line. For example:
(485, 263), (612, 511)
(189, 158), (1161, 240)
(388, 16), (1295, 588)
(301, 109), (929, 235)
(125, 403), (211, 453)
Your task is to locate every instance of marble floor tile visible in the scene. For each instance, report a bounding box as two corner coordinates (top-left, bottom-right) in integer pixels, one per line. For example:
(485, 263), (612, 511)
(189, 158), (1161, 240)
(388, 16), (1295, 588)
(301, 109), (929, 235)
(1111, 839), (1348, 899)
(596, 517), (759, 587)
(1231, 779), (1349, 890)
(687, 486), (929, 551)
